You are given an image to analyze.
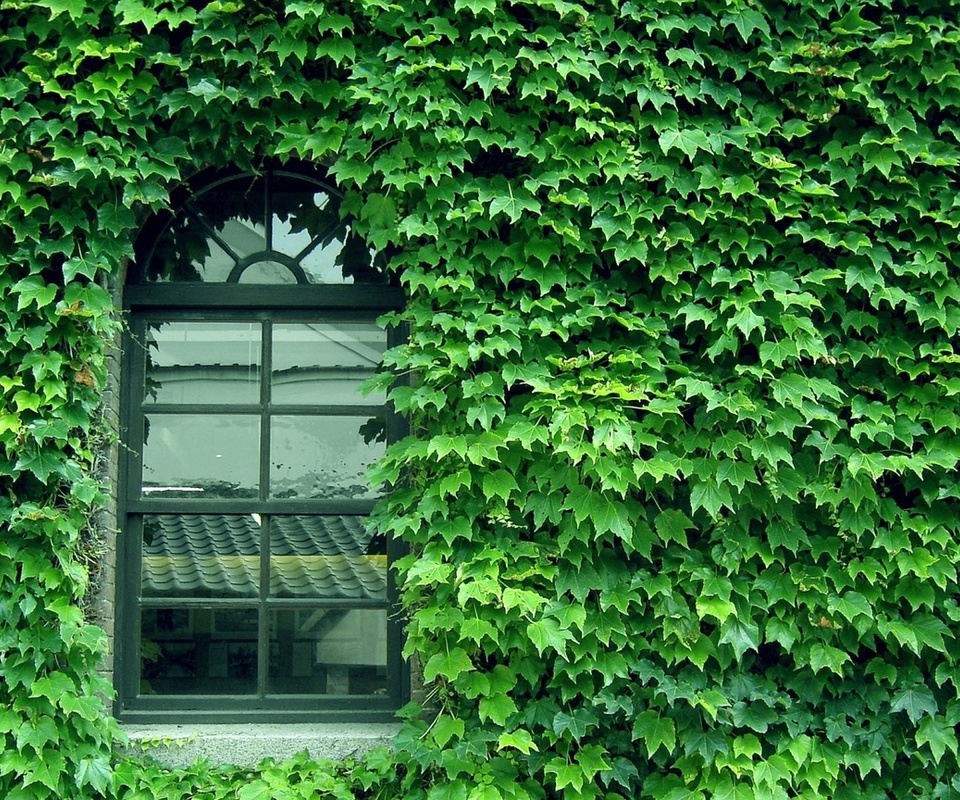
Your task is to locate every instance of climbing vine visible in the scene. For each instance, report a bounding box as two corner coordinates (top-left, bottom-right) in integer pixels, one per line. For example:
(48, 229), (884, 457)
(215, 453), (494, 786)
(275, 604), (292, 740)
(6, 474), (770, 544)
(2, 0), (960, 798)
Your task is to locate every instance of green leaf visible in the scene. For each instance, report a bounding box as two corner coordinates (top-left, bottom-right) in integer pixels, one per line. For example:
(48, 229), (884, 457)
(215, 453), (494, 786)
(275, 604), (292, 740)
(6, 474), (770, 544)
(431, 715), (464, 748)
(719, 618), (760, 659)
(483, 469), (518, 503)
(916, 716), (958, 764)
(489, 191), (541, 223)
(479, 692), (517, 725)
(14, 276), (57, 310)
(423, 648), (473, 682)
(832, 591), (873, 623)
(527, 618), (575, 658)
(722, 8), (770, 41)
(891, 684), (938, 723)
(696, 596), (737, 623)
(832, 7), (880, 33)
(632, 711), (676, 758)
(808, 643), (851, 676)
(361, 193), (397, 230)
(729, 306), (764, 337)
(30, 672), (76, 703)
(658, 129), (713, 160)
(238, 782), (274, 800)
(713, 779), (755, 800)
(454, 0), (495, 14)
(654, 509), (694, 546)
(75, 757), (113, 794)
(498, 729), (538, 754)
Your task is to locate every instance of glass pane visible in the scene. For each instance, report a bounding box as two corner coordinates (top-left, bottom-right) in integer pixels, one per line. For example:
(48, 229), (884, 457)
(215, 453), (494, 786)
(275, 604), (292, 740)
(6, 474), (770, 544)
(269, 516), (387, 600)
(190, 175), (267, 260)
(142, 414), (260, 498)
(271, 175), (340, 257)
(270, 416), (386, 500)
(238, 261), (299, 284)
(144, 321), (261, 405)
(140, 607), (258, 695)
(268, 608), (387, 695)
(141, 514), (261, 599)
(271, 322), (387, 404)
(146, 213), (237, 283)
(300, 229), (387, 285)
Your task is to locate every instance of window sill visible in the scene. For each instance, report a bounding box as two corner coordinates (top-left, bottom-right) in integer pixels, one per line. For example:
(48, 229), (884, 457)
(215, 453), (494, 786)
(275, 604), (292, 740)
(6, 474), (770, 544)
(118, 722), (401, 768)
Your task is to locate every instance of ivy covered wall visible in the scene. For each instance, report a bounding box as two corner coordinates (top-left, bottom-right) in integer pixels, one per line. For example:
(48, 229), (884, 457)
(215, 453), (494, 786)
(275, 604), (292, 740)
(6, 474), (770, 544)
(2, 0), (960, 798)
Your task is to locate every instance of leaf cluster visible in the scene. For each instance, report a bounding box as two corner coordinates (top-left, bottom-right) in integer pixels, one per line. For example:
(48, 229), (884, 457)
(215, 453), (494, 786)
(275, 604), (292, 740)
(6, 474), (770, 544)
(1, 0), (960, 799)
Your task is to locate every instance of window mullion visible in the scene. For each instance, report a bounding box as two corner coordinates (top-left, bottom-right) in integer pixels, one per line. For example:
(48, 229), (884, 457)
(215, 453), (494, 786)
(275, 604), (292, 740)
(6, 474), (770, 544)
(258, 319), (272, 698)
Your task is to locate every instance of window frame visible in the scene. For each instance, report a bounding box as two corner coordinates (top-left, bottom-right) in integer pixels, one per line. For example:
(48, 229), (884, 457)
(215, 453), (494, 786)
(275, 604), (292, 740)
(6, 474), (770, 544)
(114, 166), (408, 724)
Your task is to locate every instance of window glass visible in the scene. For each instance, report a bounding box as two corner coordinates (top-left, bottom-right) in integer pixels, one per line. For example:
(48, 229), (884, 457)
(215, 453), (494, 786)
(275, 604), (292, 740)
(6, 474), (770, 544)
(268, 608), (387, 695)
(237, 261), (299, 284)
(269, 515), (386, 600)
(271, 322), (387, 404)
(141, 514), (262, 599)
(148, 214), (236, 283)
(270, 415), (386, 499)
(140, 607), (259, 695)
(142, 414), (260, 498)
(145, 321), (261, 405)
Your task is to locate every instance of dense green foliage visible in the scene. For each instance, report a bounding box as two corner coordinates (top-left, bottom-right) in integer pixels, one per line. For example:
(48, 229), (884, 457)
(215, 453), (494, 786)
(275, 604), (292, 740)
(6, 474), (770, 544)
(2, 0), (960, 798)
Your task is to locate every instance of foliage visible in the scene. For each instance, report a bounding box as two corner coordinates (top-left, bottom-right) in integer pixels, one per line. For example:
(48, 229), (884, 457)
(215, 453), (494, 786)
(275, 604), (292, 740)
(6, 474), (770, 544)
(2, 0), (960, 798)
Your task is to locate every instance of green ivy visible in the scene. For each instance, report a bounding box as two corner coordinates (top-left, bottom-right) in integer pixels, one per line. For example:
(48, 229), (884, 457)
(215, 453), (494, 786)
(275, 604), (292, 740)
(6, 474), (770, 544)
(2, 0), (960, 798)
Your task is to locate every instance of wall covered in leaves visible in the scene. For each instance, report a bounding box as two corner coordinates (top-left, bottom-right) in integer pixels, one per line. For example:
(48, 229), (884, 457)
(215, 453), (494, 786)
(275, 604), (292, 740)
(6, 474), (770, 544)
(2, 0), (960, 798)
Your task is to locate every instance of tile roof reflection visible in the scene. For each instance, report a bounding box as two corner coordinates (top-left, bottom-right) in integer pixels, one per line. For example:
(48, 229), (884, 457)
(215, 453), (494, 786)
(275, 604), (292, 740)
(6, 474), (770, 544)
(141, 515), (386, 601)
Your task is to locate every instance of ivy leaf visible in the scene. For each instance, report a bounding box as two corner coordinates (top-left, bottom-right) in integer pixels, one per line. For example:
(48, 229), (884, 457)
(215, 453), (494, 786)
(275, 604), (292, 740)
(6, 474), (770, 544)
(722, 8), (770, 41)
(423, 648), (473, 682)
(719, 618), (761, 660)
(832, 7), (880, 33)
(553, 709), (598, 741)
(454, 0), (495, 13)
(478, 692), (517, 725)
(14, 276), (57, 310)
(430, 715), (464, 748)
(690, 481), (734, 519)
(658, 129), (713, 160)
(30, 673), (77, 704)
(428, 782), (467, 800)
(75, 757), (113, 794)
(654, 509), (693, 546)
(498, 729), (538, 754)
(483, 469), (518, 503)
(916, 716), (958, 764)
(489, 191), (541, 223)
(361, 193), (397, 230)
(238, 783), (274, 800)
(632, 711), (676, 758)
(891, 684), (938, 723)
(808, 644), (851, 676)
(527, 618), (575, 658)
(729, 306), (764, 337)
(713, 779), (755, 800)
(696, 596), (737, 623)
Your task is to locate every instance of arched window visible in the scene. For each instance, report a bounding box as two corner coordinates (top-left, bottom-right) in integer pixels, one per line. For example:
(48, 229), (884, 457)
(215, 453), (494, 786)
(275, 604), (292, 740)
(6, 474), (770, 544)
(116, 164), (407, 722)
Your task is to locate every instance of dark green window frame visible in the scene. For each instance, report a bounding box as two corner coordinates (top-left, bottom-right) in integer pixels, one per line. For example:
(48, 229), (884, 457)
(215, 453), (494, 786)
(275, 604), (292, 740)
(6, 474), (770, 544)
(114, 165), (407, 723)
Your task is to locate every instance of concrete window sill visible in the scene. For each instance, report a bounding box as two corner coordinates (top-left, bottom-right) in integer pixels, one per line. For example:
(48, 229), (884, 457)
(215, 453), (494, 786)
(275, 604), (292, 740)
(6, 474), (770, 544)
(119, 722), (401, 768)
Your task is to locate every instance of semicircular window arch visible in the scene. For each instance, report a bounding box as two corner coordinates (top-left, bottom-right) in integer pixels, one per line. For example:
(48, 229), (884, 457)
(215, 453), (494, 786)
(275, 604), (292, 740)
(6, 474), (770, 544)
(133, 166), (388, 286)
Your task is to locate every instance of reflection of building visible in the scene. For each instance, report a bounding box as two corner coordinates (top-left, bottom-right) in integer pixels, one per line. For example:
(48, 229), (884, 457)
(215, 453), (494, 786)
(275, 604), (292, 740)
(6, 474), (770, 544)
(140, 321), (388, 500)
(139, 515), (387, 696)
(115, 165), (407, 723)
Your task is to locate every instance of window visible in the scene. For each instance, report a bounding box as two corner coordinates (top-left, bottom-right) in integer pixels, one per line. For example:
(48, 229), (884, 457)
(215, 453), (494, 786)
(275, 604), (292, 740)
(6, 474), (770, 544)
(116, 164), (406, 722)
